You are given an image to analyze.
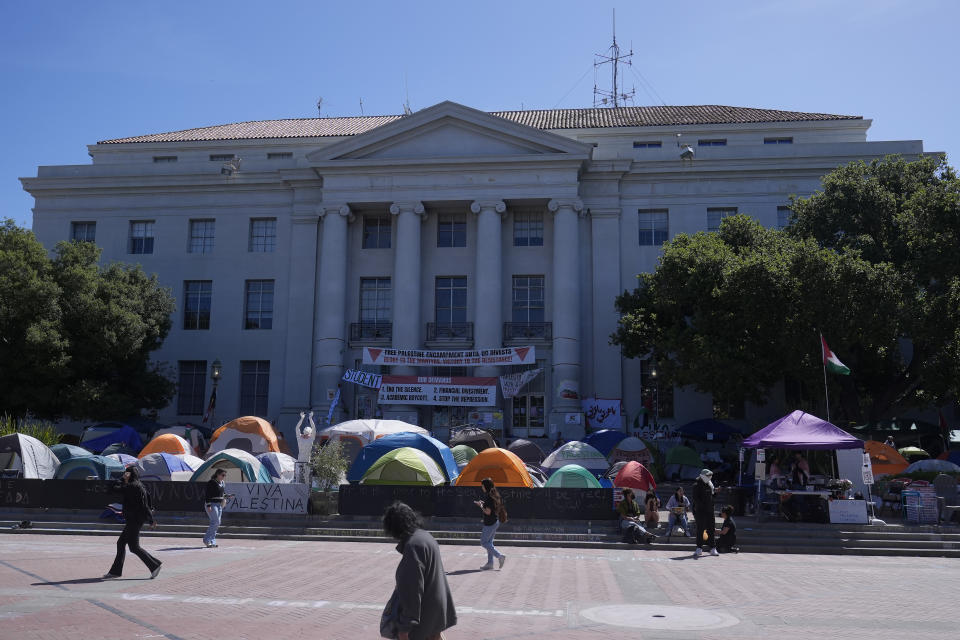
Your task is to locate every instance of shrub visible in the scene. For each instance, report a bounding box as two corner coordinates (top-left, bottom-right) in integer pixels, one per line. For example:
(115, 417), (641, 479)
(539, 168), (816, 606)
(310, 440), (349, 491)
(0, 415), (60, 447)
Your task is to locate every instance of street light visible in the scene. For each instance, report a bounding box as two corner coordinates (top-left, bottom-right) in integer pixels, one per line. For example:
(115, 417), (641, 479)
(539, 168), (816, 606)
(650, 366), (659, 427)
(210, 359), (222, 426)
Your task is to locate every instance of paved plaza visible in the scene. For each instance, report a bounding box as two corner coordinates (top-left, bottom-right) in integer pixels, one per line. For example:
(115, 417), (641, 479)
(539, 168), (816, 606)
(0, 532), (957, 639)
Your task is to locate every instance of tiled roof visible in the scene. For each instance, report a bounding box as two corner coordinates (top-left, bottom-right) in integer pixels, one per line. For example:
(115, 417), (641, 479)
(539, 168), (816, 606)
(98, 105), (862, 144)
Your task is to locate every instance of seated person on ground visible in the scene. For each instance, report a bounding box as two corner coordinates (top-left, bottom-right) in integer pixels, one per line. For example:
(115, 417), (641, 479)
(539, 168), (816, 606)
(616, 488), (656, 544)
(716, 504), (738, 553)
(644, 491), (661, 530)
(665, 487), (691, 537)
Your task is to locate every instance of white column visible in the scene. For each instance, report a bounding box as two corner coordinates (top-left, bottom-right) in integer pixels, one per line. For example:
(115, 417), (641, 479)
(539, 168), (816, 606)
(311, 204), (352, 423)
(389, 201), (425, 359)
(548, 198), (584, 436)
(471, 199), (506, 376)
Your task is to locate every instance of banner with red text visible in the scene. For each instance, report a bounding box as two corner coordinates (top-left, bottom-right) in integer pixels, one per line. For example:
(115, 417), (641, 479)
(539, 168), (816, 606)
(377, 376), (498, 406)
(363, 346), (535, 367)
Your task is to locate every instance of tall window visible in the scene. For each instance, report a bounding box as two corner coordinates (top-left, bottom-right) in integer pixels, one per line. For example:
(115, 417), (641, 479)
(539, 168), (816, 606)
(512, 276), (544, 323)
(188, 219), (215, 254)
(244, 280), (274, 329)
(513, 212), (544, 247)
(362, 216), (391, 249)
(240, 361), (270, 416)
(707, 207), (738, 232)
(360, 278), (392, 325)
(177, 360), (207, 415)
(249, 218), (276, 252)
(435, 277), (467, 325)
(183, 280), (212, 330)
(437, 215), (466, 248)
(71, 222), (96, 242)
(777, 206), (791, 230)
(638, 209), (669, 246)
(128, 221), (155, 254)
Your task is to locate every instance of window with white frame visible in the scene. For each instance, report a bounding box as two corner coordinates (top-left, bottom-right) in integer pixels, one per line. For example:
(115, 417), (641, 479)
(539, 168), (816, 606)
(362, 216), (391, 249)
(188, 219), (215, 254)
(513, 212), (544, 247)
(71, 221), (96, 243)
(777, 206), (791, 230)
(128, 221), (155, 254)
(435, 277), (467, 325)
(707, 207), (738, 232)
(248, 218), (276, 252)
(177, 360), (207, 415)
(244, 280), (274, 329)
(698, 139), (727, 147)
(183, 280), (212, 330)
(437, 215), (466, 248)
(512, 276), (545, 323)
(239, 360), (270, 417)
(638, 209), (669, 246)
(633, 141), (662, 149)
(360, 278), (392, 325)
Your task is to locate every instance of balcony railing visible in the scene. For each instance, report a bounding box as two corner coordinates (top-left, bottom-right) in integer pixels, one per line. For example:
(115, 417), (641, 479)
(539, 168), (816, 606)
(349, 322), (392, 345)
(503, 321), (552, 343)
(426, 322), (474, 343)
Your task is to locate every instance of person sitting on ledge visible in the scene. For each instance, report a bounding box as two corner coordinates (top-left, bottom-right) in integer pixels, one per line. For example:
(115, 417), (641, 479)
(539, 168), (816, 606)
(616, 488), (656, 544)
(716, 505), (739, 553)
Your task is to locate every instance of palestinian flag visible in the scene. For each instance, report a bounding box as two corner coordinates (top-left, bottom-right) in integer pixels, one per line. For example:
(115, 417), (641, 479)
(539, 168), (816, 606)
(821, 336), (851, 376)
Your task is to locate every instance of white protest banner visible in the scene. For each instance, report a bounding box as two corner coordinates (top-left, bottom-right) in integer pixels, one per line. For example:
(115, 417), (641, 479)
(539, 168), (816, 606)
(223, 483), (308, 515)
(582, 397), (622, 431)
(377, 375), (497, 406)
(363, 346), (535, 367)
(500, 368), (542, 398)
(341, 369), (383, 390)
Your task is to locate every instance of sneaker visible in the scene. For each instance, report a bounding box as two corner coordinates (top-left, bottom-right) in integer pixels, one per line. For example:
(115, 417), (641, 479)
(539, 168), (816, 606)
(480, 563), (494, 570)
(647, 534), (657, 544)
(498, 555), (506, 569)
(150, 564), (162, 579)
(710, 548), (719, 557)
(102, 573), (120, 580)
(694, 547), (702, 558)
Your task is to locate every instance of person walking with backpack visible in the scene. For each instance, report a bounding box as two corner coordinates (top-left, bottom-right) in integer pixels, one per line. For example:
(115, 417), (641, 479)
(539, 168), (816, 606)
(474, 478), (507, 570)
(103, 467), (162, 579)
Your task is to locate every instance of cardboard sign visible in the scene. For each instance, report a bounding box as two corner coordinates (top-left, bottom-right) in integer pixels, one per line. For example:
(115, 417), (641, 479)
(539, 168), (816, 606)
(223, 482), (308, 515)
(363, 346), (535, 367)
(342, 369), (383, 389)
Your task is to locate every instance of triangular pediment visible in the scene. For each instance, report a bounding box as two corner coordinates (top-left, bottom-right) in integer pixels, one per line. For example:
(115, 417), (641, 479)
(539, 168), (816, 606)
(306, 101), (591, 165)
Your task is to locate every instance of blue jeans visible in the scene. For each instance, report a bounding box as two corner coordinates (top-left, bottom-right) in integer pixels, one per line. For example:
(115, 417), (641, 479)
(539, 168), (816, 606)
(480, 522), (503, 565)
(667, 513), (689, 536)
(204, 503), (222, 545)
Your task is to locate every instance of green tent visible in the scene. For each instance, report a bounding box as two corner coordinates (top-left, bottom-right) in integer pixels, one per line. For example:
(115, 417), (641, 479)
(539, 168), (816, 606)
(665, 445), (702, 467)
(451, 444), (478, 468)
(360, 447), (447, 486)
(544, 464), (602, 488)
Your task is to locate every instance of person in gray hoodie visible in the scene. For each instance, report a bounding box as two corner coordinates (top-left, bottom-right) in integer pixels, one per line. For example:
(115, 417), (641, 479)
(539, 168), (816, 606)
(382, 502), (457, 640)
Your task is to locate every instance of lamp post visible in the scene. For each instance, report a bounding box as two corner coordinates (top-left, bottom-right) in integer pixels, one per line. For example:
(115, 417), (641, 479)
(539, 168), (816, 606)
(650, 366), (659, 428)
(210, 358), (222, 426)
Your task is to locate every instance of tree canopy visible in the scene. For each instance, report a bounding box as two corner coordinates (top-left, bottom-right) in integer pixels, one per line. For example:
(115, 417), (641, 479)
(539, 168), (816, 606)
(0, 220), (176, 420)
(612, 155), (960, 424)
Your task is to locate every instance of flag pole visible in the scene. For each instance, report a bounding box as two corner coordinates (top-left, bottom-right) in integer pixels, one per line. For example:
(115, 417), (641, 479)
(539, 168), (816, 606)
(819, 331), (831, 423)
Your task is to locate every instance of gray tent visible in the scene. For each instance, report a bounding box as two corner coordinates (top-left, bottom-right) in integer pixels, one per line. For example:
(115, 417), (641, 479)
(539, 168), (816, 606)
(0, 434), (60, 479)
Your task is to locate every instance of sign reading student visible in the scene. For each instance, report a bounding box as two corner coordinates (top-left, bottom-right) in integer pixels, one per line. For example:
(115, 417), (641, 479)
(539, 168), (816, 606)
(363, 346), (535, 367)
(377, 375), (497, 406)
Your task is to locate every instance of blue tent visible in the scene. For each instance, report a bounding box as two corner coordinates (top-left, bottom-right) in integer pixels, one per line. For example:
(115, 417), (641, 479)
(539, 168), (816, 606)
(50, 443), (94, 463)
(676, 419), (739, 443)
(79, 425), (144, 454)
(348, 432), (459, 484)
(583, 429), (629, 457)
(55, 455), (125, 480)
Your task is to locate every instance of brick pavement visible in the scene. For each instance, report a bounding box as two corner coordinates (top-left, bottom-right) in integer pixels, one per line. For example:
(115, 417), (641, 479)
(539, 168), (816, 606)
(0, 532), (957, 639)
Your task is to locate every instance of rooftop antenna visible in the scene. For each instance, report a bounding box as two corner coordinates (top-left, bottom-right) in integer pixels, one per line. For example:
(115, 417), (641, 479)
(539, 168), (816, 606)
(593, 9), (635, 108)
(316, 97), (323, 117)
(402, 74), (413, 115)
(359, 98), (364, 115)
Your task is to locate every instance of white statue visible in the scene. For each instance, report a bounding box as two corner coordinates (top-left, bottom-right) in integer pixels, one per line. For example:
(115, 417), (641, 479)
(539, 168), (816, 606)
(295, 411), (317, 464)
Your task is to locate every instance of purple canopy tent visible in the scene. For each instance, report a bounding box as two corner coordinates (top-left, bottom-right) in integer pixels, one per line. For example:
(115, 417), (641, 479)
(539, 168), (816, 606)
(743, 410), (862, 450)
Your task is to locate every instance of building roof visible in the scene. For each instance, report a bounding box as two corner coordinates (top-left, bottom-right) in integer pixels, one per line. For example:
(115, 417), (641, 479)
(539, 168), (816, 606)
(99, 105), (862, 144)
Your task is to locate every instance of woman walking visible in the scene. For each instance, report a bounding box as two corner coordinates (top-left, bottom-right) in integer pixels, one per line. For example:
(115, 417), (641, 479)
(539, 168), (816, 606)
(203, 469), (233, 548)
(382, 502), (457, 640)
(692, 468), (718, 558)
(474, 478), (507, 570)
(103, 467), (161, 579)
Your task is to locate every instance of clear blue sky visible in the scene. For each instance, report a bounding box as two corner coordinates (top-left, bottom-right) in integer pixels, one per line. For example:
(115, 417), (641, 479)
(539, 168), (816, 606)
(3, 0), (957, 229)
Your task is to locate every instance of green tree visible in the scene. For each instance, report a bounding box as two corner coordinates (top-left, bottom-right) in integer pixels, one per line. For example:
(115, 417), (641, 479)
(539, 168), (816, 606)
(613, 154), (960, 423)
(0, 220), (176, 420)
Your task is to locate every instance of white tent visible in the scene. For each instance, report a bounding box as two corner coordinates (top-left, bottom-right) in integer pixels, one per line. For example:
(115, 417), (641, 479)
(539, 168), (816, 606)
(152, 425), (208, 451)
(176, 453), (205, 470)
(257, 452), (297, 483)
(320, 419), (427, 463)
(541, 441), (608, 475)
(0, 434), (59, 479)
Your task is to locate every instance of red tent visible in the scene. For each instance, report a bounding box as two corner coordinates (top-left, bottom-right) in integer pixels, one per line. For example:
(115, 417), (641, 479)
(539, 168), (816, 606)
(613, 461), (657, 492)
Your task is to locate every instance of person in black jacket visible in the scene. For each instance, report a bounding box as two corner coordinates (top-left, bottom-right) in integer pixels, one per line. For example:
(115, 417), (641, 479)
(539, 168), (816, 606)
(103, 467), (162, 579)
(203, 469), (233, 548)
(692, 468), (718, 558)
(382, 502), (456, 640)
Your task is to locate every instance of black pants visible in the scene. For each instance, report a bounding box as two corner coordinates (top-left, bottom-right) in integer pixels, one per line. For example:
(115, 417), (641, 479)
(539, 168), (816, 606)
(694, 512), (715, 549)
(717, 531), (737, 551)
(109, 520), (160, 576)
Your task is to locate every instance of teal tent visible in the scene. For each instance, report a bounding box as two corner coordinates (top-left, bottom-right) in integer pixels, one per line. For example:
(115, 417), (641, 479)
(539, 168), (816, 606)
(55, 455), (125, 480)
(544, 464), (603, 488)
(189, 448), (274, 483)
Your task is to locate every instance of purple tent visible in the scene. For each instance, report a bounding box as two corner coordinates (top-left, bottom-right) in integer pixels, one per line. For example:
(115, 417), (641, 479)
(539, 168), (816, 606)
(742, 410), (862, 450)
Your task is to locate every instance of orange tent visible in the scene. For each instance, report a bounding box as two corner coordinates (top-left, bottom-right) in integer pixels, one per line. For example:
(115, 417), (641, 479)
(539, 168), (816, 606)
(454, 448), (534, 488)
(208, 416), (280, 456)
(864, 440), (909, 477)
(138, 433), (194, 458)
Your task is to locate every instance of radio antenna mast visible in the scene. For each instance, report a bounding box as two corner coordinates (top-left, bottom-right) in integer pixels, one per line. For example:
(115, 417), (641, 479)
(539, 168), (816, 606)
(593, 9), (635, 108)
